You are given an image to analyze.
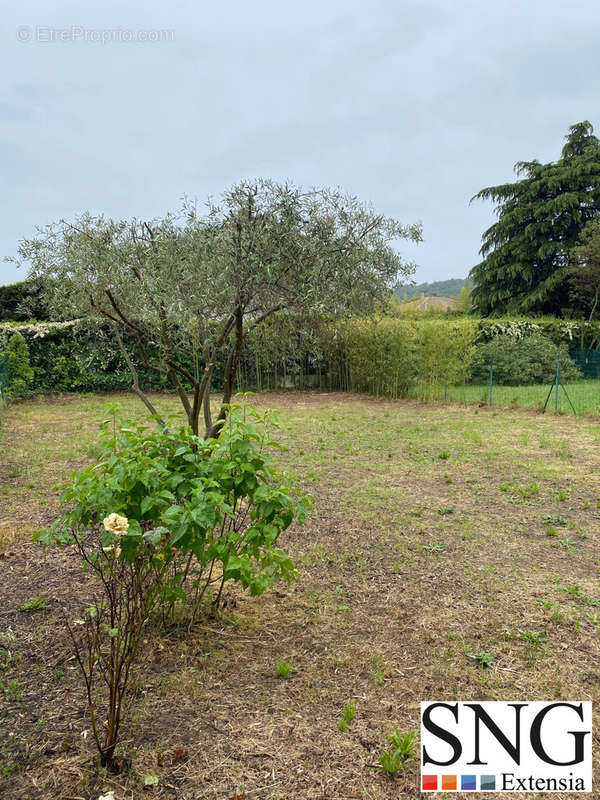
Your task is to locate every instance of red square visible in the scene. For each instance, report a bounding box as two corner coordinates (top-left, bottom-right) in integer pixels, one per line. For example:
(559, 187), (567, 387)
(442, 775), (457, 790)
(422, 775), (438, 791)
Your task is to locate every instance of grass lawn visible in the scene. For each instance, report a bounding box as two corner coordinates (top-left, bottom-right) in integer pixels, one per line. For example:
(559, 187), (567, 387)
(1, 391), (599, 799)
(444, 379), (600, 416)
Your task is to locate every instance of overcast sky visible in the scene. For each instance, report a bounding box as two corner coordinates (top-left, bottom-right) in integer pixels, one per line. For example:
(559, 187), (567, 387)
(2, 0), (599, 287)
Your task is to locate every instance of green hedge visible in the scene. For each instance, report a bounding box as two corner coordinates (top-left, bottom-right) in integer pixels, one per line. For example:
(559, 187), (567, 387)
(477, 317), (600, 349)
(471, 333), (581, 385)
(0, 318), (319, 396)
(0, 314), (595, 401)
(0, 321), (168, 394)
(331, 318), (478, 399)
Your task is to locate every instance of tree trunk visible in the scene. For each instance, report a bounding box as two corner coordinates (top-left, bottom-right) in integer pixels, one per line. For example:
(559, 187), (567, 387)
(207, 307), (244, 438)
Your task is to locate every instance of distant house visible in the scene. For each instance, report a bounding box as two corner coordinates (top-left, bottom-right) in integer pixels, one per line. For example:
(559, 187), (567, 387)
(397, 294), (455, 312)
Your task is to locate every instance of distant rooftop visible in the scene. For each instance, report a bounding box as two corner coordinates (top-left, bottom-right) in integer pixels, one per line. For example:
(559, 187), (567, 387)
(397, 295), (455, 312)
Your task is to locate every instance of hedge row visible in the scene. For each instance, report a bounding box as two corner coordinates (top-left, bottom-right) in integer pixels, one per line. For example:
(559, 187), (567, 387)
(1, 315), (588, 402)
(477, 317), (600, 348)
(0, 318), (312, 395)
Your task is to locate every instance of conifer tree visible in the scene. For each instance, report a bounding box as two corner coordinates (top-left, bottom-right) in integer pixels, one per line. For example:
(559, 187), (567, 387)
(471, 122), (600, 315)
(1, 332), (34, 399)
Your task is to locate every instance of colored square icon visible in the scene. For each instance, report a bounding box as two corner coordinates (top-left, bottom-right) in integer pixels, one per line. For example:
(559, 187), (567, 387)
(422, 775), (438, 791)
(442, 775), (457, 790)
(461, 775), (477, 791)
(481, 775), (496, 790)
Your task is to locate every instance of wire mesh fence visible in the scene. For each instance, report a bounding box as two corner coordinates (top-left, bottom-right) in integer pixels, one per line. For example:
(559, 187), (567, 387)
(571, 349), (600, 379)
(429, 356), (600, 415)
(233, 352), (600, 417)
(444, 380), (600, 415)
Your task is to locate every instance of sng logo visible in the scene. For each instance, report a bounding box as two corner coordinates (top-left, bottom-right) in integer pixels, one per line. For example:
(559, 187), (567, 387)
(420, 701), (592, 792)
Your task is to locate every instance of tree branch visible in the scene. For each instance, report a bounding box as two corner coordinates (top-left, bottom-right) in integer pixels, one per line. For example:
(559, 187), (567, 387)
(104, 288), (147, 339)
(208, 307), (244, 438)
(90, 295), (169, 377)
(246, 303), (286, 331)
(156, 306), (194, 424)
(191, 313), (237, 434)
(113, 328), (167, 427)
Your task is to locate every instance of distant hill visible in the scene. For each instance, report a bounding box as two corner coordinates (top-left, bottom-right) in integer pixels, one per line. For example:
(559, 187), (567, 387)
(395, 278), (470, 299)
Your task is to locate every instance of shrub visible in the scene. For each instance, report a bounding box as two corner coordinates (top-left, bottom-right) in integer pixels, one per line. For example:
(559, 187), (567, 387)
(36, 401), (311, 767)
(0, 332), (34, 400)
(62, 521), (172, 768)
(331, 318), (478, 400)
(416, 319), (478, 400)
(41, 402), (311, 606)
(0, 320), (171, 395)
(0, 314), (593, 400)
(341, 318), (417, 398)
(471, 333), (582, 385)
(477, 317), (600, 349)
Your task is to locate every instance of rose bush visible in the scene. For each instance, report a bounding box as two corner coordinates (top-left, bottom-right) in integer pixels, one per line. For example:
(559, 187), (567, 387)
(36, 400), (311, 768)
(39, 402), (310, 606)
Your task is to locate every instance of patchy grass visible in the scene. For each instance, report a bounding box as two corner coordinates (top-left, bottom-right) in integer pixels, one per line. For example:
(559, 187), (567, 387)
(0, 391), (599, 798)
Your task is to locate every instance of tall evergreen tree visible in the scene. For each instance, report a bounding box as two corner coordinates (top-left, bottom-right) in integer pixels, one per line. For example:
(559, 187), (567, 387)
(470, 121), (600, 315)
(570, 218), (600, 322)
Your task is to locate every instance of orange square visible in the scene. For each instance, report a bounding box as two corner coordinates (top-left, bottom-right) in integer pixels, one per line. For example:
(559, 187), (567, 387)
(442, 775), (457, 790)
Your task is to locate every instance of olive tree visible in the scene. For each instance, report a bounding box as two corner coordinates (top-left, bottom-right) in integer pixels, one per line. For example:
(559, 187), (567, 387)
(18, 180), (421, 436)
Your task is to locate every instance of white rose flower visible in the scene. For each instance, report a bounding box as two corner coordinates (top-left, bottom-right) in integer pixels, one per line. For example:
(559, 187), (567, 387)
(102, 513), (129, 535)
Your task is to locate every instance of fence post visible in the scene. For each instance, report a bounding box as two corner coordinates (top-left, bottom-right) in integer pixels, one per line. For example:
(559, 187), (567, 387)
(489, 361), (493, 407)
(555, 355), (560, 413)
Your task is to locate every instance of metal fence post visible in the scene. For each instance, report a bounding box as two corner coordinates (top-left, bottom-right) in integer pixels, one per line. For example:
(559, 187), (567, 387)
(555, 355), (560, 413)
(489, 361), (493, 407)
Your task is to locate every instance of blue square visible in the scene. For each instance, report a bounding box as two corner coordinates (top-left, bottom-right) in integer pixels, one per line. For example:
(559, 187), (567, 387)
(481, 775), (496, 790)
(461, 775), (477, 791)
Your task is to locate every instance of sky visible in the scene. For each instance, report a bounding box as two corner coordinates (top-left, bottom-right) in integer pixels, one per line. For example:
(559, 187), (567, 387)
(1, 0), (599, 287)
